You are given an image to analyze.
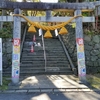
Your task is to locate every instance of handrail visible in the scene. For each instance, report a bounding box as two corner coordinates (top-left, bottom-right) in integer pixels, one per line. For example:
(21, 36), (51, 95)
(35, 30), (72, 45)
(41, 30), (47, 72)
(20, 26), (27, 60)
(58, 34), (77, 75)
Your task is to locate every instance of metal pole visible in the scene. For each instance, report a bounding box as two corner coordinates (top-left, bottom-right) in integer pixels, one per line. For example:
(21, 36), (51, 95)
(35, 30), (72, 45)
(0, 38), (2, 85)
(12, 9), (21, 84)
(58, 35), (77, 75)
(75, 10), (87, 83)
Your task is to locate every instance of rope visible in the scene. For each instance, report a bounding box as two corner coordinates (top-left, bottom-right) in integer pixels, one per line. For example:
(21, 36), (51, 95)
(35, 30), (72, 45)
(13, 14), (82, 30)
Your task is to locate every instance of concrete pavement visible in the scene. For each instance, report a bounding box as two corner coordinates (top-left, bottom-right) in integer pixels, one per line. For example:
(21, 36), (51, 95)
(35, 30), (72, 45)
(0, 91), (100, 100)
(1, 75), (99, 93)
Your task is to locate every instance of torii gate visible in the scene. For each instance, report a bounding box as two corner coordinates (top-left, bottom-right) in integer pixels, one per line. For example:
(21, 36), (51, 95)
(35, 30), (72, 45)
(0, 1), (99, 84)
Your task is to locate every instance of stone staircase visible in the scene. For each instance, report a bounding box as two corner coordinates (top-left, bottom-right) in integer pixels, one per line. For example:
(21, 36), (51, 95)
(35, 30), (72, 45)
(3, 32), (73, 77)
(44, 38), (72, 74)
(20, 33), (45, 76)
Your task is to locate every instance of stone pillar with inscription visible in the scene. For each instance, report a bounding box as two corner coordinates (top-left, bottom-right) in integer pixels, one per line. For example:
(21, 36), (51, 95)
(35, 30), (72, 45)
(12, 9), (21, 84)
(75, 10), (86, 83)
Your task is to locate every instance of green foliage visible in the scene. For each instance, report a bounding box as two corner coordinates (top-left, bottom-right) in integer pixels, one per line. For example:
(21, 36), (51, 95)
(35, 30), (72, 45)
(84, 30), (94, 35)
(71, 23), (76, 28)
(0, 77), (10, 91)
(58, 0), (67, 2)
(0, 22), (12, 38)
(87, 74), (100, 89)
(82, 12), (90, 16)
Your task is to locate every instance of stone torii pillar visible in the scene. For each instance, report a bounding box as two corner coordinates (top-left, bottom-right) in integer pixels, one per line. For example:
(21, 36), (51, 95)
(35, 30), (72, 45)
(75, 10), (86, 83)
(12, 9), (21, 84)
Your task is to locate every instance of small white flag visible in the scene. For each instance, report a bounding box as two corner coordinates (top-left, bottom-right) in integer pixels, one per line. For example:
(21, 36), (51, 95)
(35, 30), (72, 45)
(55, 29), (58, 36)
(39, 29), (42, 36)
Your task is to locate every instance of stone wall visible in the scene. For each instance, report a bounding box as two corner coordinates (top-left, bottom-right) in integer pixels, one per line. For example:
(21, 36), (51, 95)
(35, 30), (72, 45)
(2, 24), (25, 69)
(62, 25), (100, 74)
(2, 38), (12, 69)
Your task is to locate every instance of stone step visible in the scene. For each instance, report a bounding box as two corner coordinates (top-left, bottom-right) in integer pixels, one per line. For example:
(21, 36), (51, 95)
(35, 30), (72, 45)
(46, 64), (70, 67)
(24, 41), (43, 46)
(3, 67), (72, 73)
(23, 45), (43, 48)
(3, 67), (45, 71)
(20, 64), (45, 66)
(22, 51), (65, 55)
(22, 53), (66, 56)
(25, 37), (42, 39)
(4, 66), (71, 71)
(21, 60), (69, 64)
(22, 68), (71, 72)
(21, 58), (68, 61)
(21, 60), (44, 63)
(25, 37), (40, 39)
(44, 40), (61, 42)
(21, 57), (67, 60)
(45, 48), (63, 50)
(22, 49), (64, 53)
(25, 35), (42, 38)
(3, 71), (73, 77)
(20, 64), (70, 68)
(3, 66), (45, 72)
(22, 49), (64, 52)
(21, 55), (66, 58)
(16, 70), (73, 74)
(22, 48), (43, 51)
(3, 66), (71, 75)
(22, 54), (67, 57)
(44, 38), (59, 41)
(44, 44), (61, 46)
(45, 67), (72, 72)
(23, 46), (63, 50)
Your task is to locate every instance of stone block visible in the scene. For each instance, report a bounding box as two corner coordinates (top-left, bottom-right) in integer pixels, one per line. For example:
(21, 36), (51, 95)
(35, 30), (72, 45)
(97, 67), (100, 72)
(93, 62), (99, 67)
(90, 50), (100, 56)
(91, 56), (98, 61)
(98, 61), (100, 66)
(28, 89), (40, 92)
(68, 48), (73, 54)
(94, 44), (100, 49)
(72, 57), (77, 62)
(85, 57), (90, 61)
(15, 90), (28, 93)
(87, 67), (97, 74)
(54, 89), (66, 92)
(85, 51), (91, 56)
(87, 62), (94, 67)
(41, 89), (53, 92)
(88, 42), (94, 46)
(93, 35), (100, 43)
(85, 45), (93, 51)
(3, 90), (15, 93)
(84, 34), (91, 42)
